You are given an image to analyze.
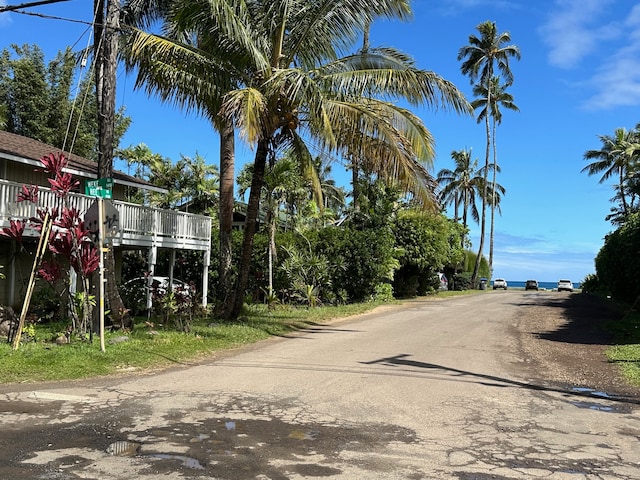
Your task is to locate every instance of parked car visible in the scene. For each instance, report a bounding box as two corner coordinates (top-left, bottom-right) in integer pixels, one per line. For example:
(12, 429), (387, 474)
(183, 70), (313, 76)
(557, 279), (574, 292)
(438, 272), (448, 291)
(525, 280), (539, 291)
(119, 276), (193, 314)
(492, 278), (508, 290)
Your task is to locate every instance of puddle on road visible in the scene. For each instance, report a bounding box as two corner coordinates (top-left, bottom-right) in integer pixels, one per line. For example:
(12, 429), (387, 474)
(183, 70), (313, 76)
(566, 386), (633, 413)
(571, 387), (611, 398)
(148, 453), (206, 470)
(569, 401), (614, 412)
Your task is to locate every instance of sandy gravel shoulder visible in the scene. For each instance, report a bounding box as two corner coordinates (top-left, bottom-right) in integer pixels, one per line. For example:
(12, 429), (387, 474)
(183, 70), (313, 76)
(508, 292), (640, 398)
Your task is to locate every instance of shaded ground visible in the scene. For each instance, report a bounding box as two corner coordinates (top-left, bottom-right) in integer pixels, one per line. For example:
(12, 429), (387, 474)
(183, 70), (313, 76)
(510, 291), (640, 398)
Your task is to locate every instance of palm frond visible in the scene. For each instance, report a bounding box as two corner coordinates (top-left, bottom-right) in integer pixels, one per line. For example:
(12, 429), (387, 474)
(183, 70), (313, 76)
(222, 88), (268, 144)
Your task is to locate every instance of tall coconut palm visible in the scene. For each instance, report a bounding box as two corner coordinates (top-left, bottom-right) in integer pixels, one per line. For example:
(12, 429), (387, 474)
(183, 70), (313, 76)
(583, 127), (640, 220)
(437, 148), (482, 248)
(123, 0), (471, 319)
(471, 76), (518, 276)
(458, 20), (520, 285)
(122, 0), (241, 308)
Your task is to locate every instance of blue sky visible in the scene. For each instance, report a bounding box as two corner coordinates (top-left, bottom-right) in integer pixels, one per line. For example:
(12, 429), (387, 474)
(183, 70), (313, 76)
(1, 0), (638, 283)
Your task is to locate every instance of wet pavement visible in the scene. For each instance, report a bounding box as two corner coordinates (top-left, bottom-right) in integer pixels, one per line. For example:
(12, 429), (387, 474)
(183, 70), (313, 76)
(1, 293), (639, 479)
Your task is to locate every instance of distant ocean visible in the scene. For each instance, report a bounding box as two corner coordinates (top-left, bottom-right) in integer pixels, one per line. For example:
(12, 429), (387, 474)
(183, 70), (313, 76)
(506, 280), (581, 290)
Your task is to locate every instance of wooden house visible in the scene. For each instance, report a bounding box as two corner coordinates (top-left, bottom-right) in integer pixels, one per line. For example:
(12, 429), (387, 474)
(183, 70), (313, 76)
(0, 131), (212, 310)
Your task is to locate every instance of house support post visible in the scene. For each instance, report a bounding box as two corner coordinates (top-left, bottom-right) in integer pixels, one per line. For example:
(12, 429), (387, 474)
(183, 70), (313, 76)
(146, 245), (157, 316)
(168, 249), (176, 285)
(202, 247), (210, 308)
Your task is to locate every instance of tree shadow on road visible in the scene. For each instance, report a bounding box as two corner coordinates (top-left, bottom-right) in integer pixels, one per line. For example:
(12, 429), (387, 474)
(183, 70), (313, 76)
(361, 353), (640, 406)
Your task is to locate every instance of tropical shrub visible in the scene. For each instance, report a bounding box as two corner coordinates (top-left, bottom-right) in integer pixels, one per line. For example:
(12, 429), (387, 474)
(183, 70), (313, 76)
(392, 210), (465, 296)
(279, 244), (331, 307)
(594, 213), (640, 302)
(372, 282), (394, 302)
(316, 225), (397, 303)
(579, 273), (601, 295)
(452, 272), (473, 291)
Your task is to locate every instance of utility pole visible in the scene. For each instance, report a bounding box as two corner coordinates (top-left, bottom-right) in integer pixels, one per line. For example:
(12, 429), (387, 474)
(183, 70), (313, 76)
(94, 0), (118, 180)
(94, 0), (131, 330)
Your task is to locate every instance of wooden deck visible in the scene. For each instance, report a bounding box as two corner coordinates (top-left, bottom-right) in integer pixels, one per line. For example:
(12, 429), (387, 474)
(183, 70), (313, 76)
(0, 179), (212, 250)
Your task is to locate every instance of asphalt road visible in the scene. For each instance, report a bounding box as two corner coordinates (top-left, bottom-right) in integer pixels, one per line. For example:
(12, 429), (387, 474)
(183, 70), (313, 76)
(1, 292), (639, 479)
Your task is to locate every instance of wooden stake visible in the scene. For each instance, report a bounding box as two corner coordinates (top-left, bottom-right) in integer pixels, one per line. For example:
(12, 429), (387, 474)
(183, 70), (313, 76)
(12, 213), (53, 350)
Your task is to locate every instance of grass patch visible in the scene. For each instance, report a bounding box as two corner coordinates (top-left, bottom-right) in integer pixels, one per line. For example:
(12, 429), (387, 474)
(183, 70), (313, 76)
(605, 308), (640, 387)
(0, 301), (385, 385)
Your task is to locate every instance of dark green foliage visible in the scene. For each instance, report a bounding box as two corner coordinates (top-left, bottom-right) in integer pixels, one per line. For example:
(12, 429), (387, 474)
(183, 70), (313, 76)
(350, 178), (400, 229)
(392, 210), (466, 297)
(393, 264), (422, 298)
(579, 273), (601, 294)
(452, 272), (473, 291)
(30, 284), (66, 323)
(595, 213), (640, 302)
(462, 249), (489, 285)
(0, 44), (130, 159)
(315, 225), (396, 303)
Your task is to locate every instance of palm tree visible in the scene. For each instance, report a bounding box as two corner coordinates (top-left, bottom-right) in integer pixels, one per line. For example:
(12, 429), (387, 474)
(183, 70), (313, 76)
(181, 153), (220, 216)
(116, 143), (164, 202)
(583, 127), (640, 221)
(458, 20), (520, 285)
(124, 0), (471, 319)
(471, 76), (518, 276)
(237, 154), (305, 297)
(437, 148), (482, 248)
(480, 163), (506, 252)
(121, 0), (242, 308)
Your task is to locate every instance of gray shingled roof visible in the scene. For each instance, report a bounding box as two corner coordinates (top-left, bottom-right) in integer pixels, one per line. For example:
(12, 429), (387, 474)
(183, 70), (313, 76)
(0, 130), (161, 190)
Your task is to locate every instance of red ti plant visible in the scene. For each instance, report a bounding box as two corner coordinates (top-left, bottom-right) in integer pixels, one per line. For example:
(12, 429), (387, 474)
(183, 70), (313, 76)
(1, 152), (100, 338)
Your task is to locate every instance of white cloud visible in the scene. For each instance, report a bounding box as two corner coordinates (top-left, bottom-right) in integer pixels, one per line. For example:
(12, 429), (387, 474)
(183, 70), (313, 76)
(581, 6), (640, 109)
(540, 1), (640, 110)
(539, 0), (618, 69)
(584, 57), (640, 109)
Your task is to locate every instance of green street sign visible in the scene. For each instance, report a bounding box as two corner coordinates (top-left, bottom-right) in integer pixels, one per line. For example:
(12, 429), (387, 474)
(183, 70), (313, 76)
(85, 178), (113, 199)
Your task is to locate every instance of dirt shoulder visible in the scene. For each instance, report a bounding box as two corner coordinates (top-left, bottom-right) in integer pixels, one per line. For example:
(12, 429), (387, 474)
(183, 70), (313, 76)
(510, 292), (639, 398)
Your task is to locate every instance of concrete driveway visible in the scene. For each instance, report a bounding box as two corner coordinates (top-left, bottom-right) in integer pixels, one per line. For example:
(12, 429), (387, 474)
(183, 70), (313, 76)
(1, 292), (639, 479)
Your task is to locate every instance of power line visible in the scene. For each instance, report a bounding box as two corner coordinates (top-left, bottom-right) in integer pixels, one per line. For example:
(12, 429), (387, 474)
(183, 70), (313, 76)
(0, 0), (70, 13)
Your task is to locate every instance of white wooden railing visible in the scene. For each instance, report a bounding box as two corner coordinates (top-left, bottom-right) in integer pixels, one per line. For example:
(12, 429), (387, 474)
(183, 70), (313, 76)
(0, 179), (212, 251)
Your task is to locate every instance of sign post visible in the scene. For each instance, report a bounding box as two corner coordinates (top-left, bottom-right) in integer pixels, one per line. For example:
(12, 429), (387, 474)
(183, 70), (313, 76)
(98, 198), (106, 352)
(84, 180), (118, 352)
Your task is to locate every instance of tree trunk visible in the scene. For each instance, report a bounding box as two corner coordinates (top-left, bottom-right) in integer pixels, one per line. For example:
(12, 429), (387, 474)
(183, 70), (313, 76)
(351, 158), (360, 212)
(471, 106), (491, 285)
(217, 120), (235, 308)
(488, 119), (497, 279)
(462, 193), (468, 250)
(226, 139), (269, 320)
(95, 0), (131, 328)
